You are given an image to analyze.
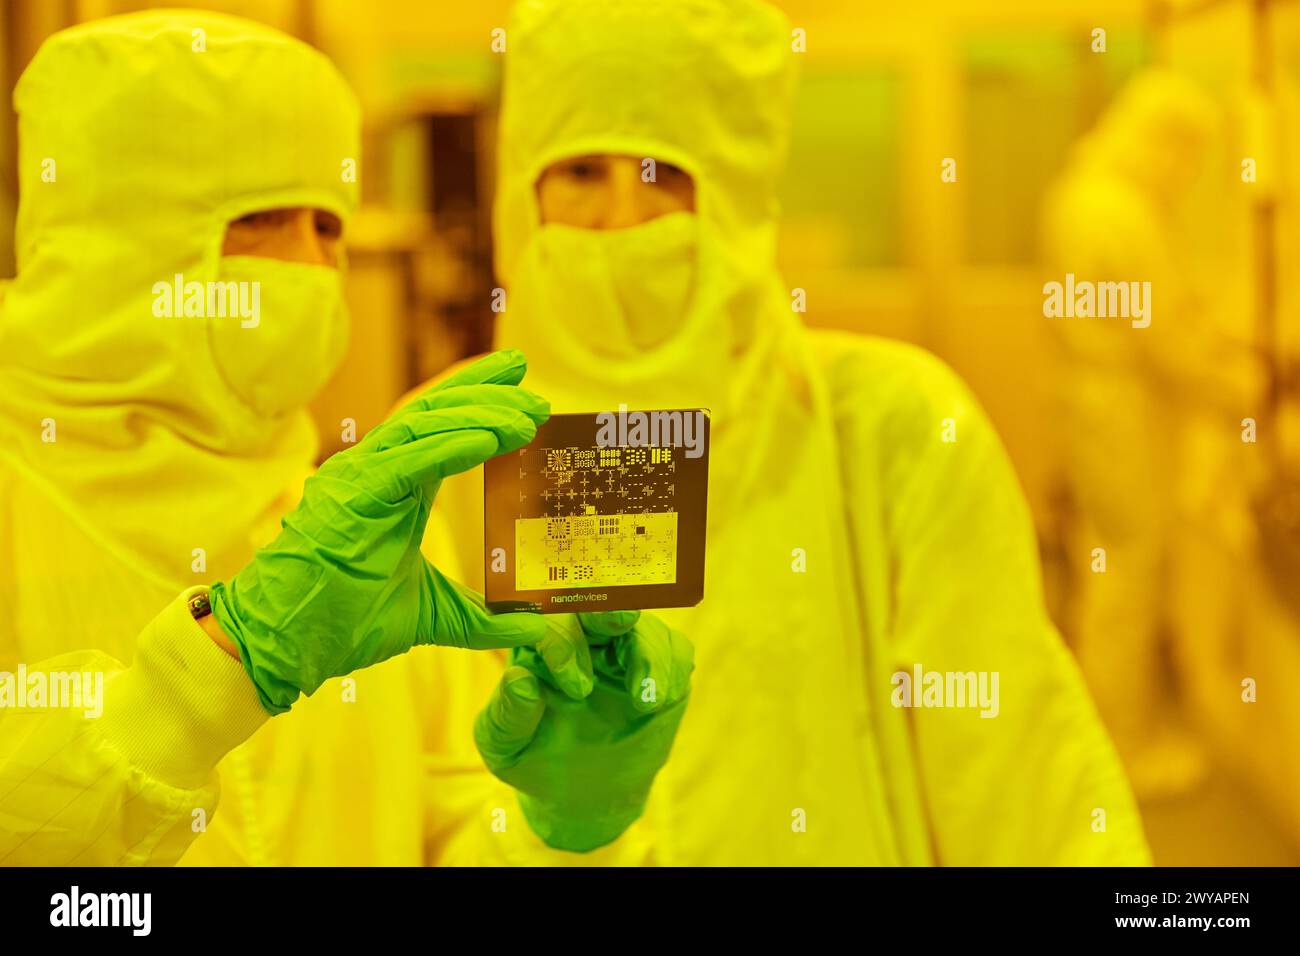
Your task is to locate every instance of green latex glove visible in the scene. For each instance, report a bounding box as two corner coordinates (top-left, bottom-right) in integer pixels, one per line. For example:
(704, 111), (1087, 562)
(476, 610), (695, 852)
(211, 350), (551, 714)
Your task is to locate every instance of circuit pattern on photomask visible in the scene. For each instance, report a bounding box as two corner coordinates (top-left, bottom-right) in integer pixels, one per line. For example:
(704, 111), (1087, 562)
(513, 443), (679, 590)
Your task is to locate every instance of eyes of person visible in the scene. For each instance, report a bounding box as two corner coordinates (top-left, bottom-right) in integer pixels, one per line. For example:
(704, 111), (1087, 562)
(555, 158), (690, 188)
(559, 158), (603, 181)
(313, 212), (343, 239)
(656, 163), (690, 184)
(228, 209), (342, 239)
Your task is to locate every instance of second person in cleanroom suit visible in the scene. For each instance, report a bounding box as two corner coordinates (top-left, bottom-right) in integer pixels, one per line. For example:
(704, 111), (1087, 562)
(418, 0), (1152, 865)
(0, 11), (691, 864)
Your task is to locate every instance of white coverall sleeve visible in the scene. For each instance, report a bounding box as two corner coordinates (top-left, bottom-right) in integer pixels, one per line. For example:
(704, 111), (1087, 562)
(838, 339), (1151, 865)
(0, 591), (268, 866)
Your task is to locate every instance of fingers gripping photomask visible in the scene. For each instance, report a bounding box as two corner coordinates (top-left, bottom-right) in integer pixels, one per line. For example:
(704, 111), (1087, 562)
(485, 408), (709, 613)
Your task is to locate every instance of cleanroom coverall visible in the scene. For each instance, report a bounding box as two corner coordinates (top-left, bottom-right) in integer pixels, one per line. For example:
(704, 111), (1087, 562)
(0, 12), (480, 866)
(418, 0), (1152, 866)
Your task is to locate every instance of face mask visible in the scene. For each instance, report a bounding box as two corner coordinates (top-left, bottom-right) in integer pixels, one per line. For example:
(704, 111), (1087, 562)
(532, 211), (698, 355)
(207, 255), (350, 418)
(497, 210), (755, 414)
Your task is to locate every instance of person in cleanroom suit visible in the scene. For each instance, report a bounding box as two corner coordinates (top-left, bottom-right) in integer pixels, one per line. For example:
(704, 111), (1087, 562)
(0, 11), (692, 865)
(418, 0), (1152, 865)
(1041, 69), (1262, 801)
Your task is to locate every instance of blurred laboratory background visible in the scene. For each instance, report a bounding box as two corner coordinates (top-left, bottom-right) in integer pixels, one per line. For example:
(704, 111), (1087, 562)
(1, 0), (1297, 865)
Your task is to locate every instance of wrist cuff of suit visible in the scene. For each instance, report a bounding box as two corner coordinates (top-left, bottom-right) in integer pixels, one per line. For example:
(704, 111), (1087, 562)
(96, 587), (270, 791)
(516, 792), (647, 853)
(207, 579), (299, 716)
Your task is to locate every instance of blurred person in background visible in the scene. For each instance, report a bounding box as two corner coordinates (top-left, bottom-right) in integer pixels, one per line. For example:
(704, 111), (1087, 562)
(1041, 68), (1261, 800)
(420, 0), (1150, 865)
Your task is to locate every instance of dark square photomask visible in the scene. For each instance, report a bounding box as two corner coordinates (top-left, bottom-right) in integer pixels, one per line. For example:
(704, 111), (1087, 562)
(484, 408), (710, 614)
